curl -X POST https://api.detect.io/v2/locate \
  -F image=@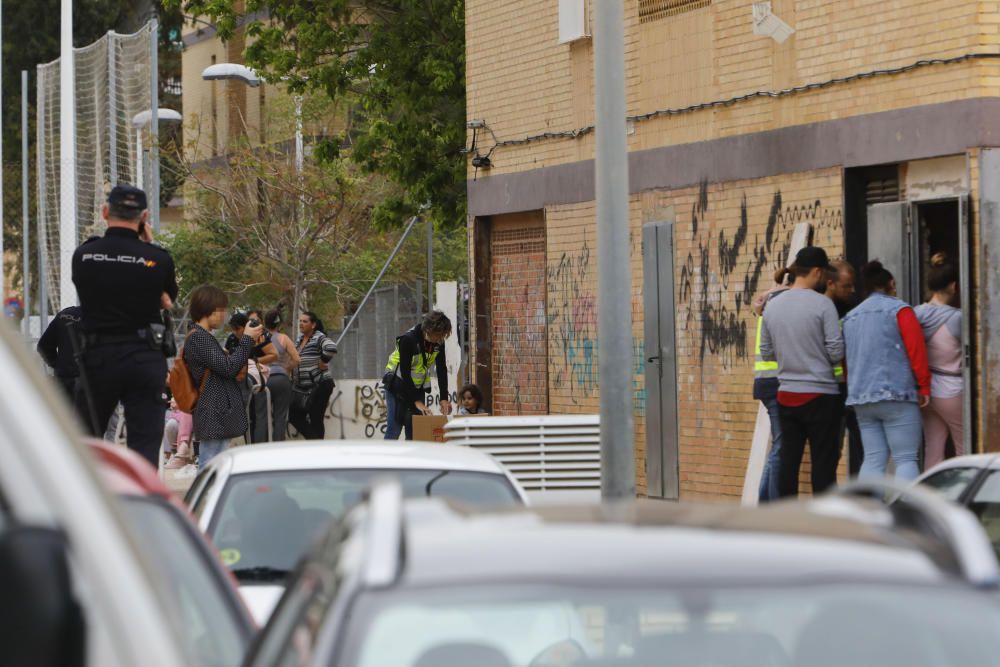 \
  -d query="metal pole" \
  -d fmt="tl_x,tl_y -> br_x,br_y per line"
59,0 -> 77,309
22,71 -> 30,336
149,19 -> 160,232
37,66 -> 49,329
335,214 -> 420,348
292,95 -> 304,331
594,0 -> 635,499
108,31 -> 118,184
426,217 -> 434,309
